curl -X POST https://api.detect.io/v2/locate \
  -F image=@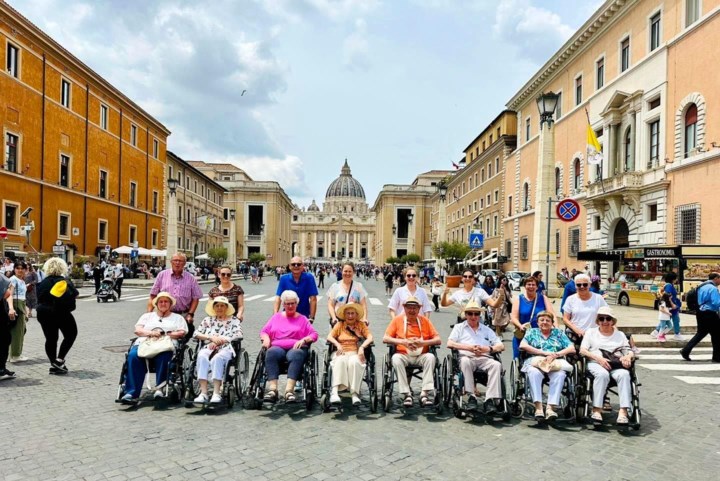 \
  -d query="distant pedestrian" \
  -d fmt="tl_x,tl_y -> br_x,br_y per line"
0,275 -> 16,380
681,273 -> 720,362
532,271 -> 546,296
654,292 -> 673,343
317,268 -> 325,288
9,261 -> 29,363
24,264 -> 39,319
